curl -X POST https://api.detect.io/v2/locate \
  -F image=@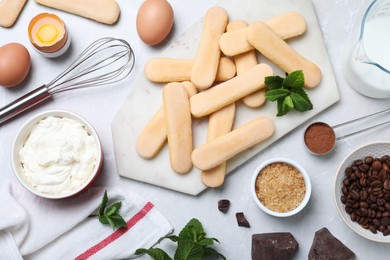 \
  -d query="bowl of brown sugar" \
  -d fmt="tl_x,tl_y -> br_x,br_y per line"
251,158 -> 311,217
